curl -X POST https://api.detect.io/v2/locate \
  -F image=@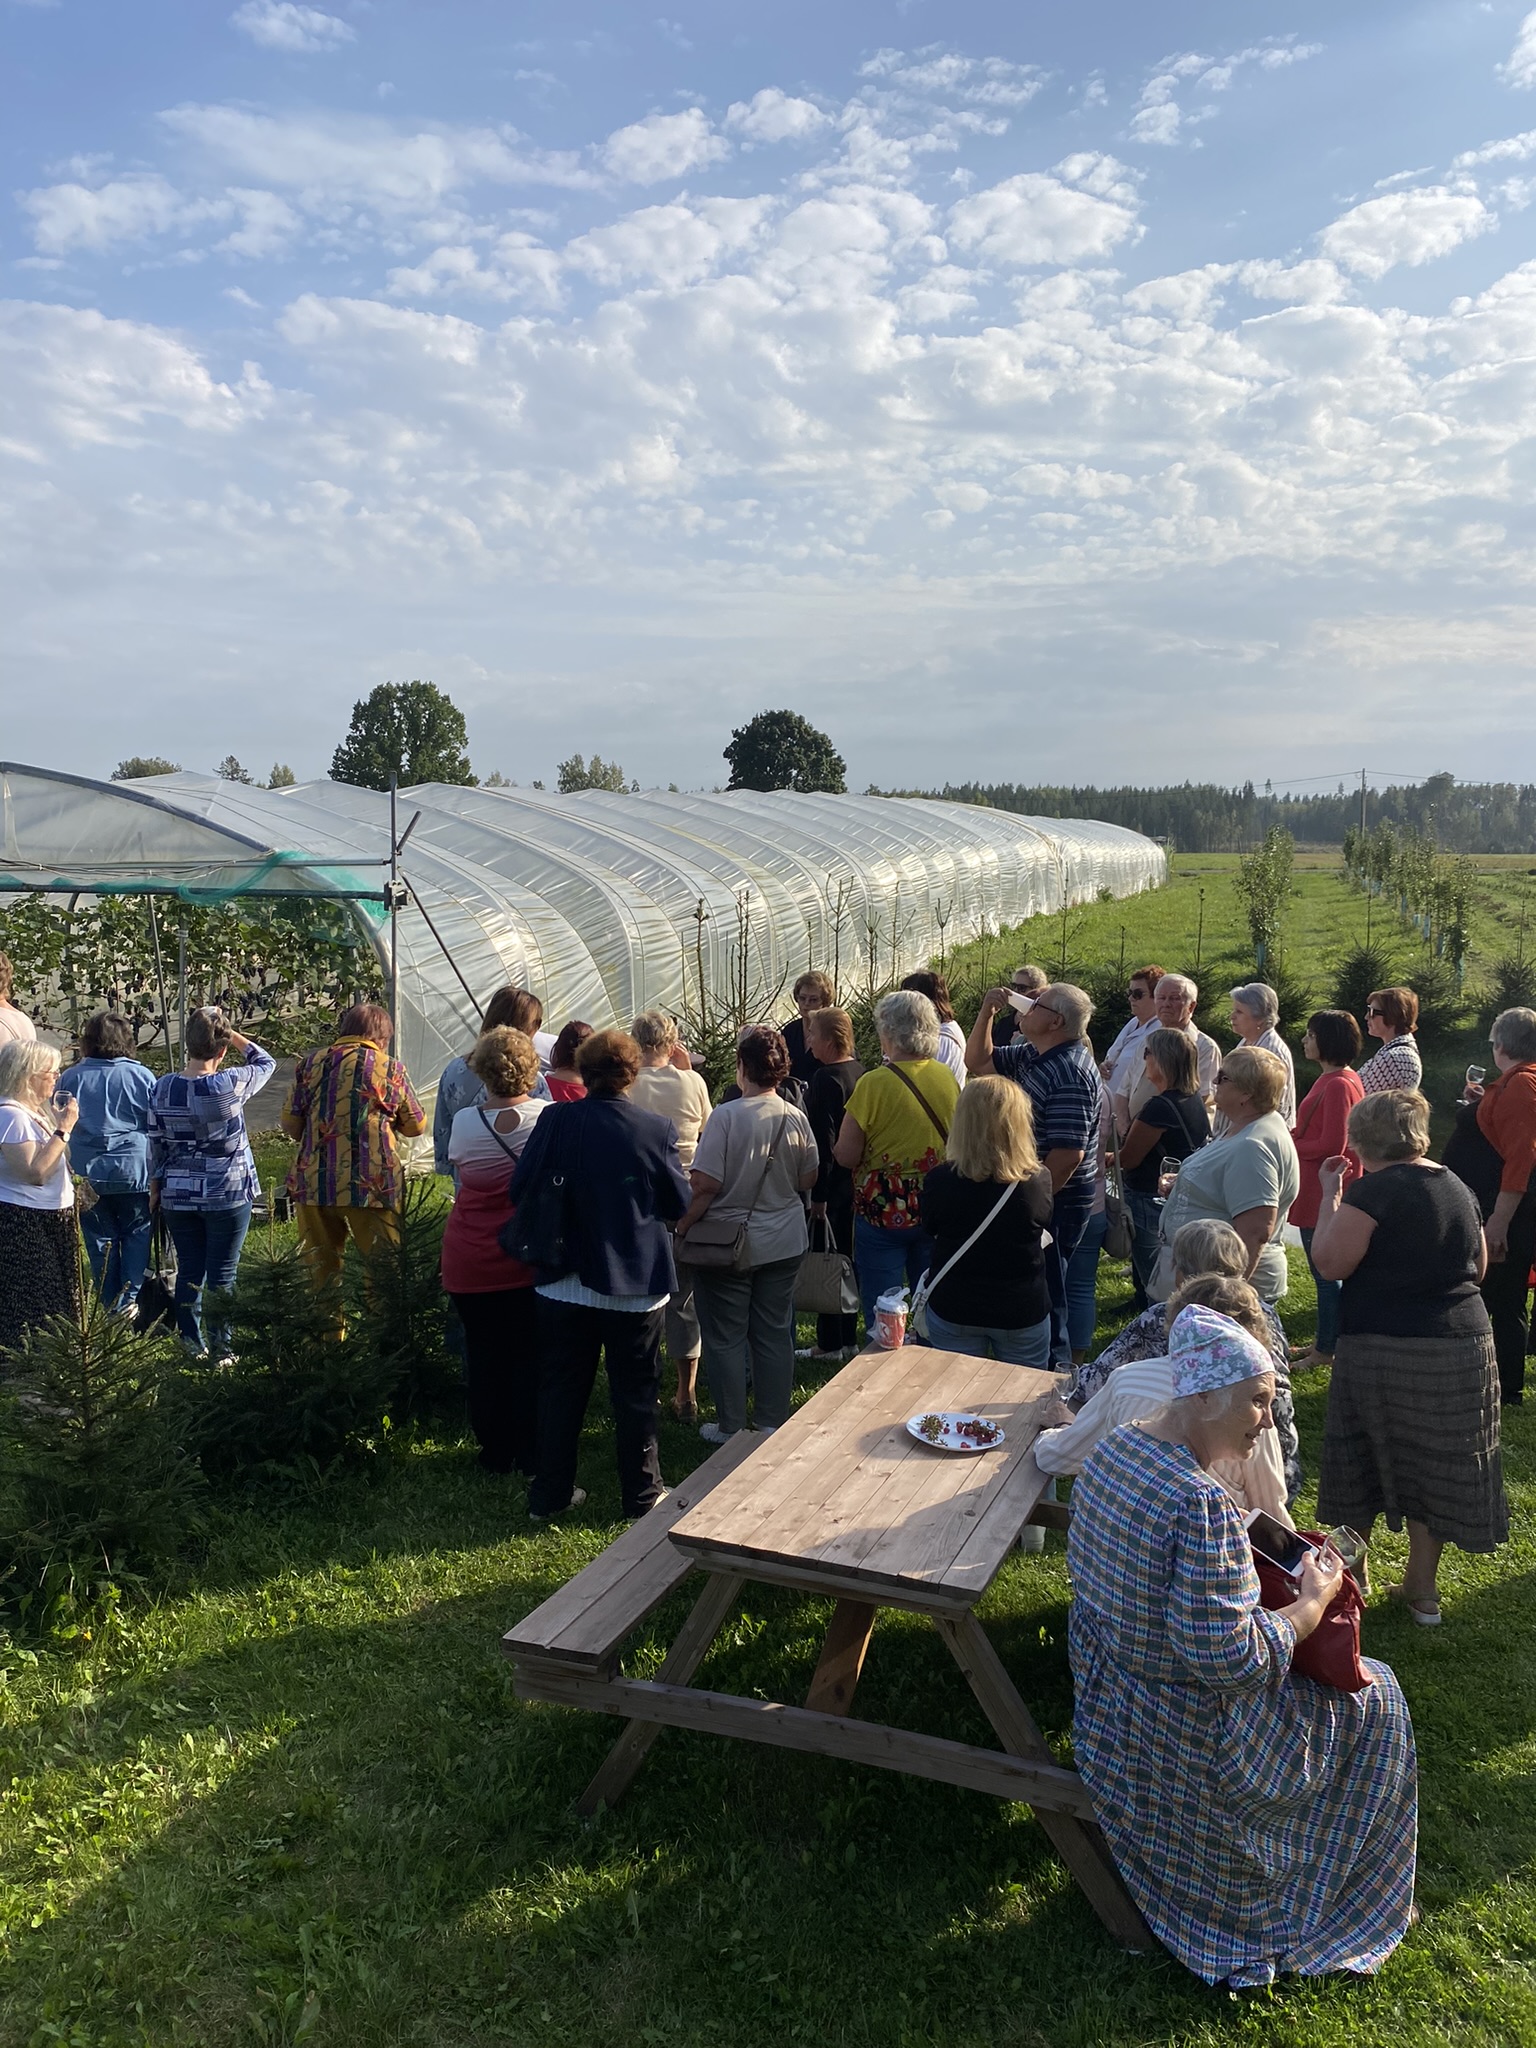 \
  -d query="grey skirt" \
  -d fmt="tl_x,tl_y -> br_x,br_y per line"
1316,1328 -> 1507,1552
